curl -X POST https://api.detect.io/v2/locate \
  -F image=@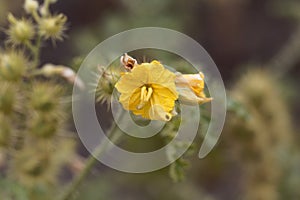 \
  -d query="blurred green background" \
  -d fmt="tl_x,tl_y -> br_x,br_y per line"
1,0 -> 299,200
